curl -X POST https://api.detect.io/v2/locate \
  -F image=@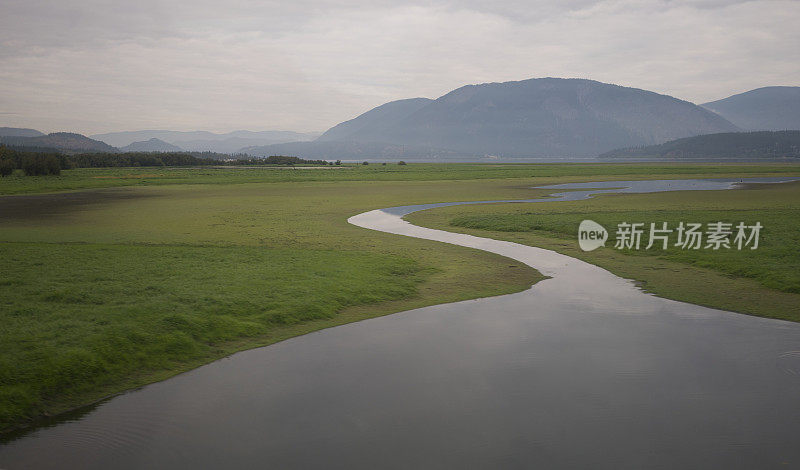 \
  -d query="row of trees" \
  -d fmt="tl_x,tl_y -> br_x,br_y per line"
0,146 -> 342,176
262,155 -> 334,165
0,147 -> 64,176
